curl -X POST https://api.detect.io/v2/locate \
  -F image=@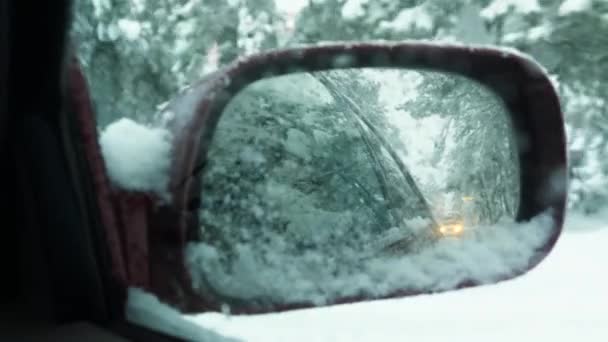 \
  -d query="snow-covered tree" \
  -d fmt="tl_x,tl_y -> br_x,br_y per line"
73,0 -> 283,127
289,0 -> 607,216
72,0 -> 607,219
